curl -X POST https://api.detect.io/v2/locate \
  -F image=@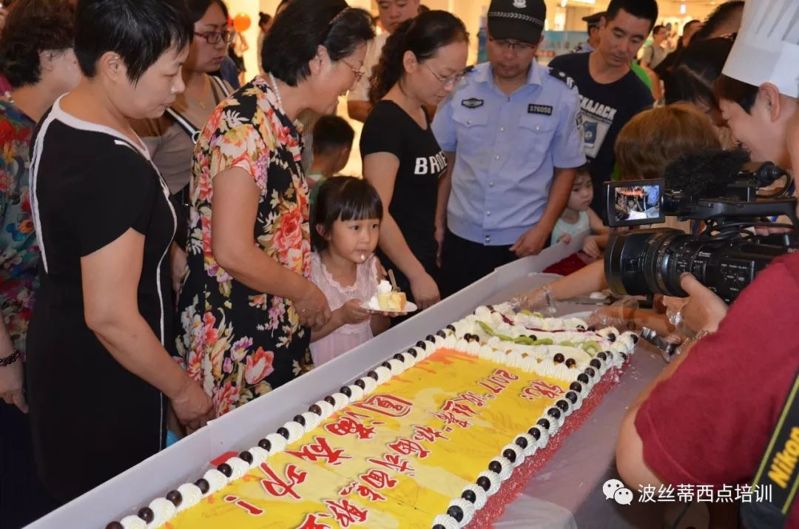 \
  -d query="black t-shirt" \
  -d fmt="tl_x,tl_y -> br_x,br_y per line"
549,52 -> 653,216
26,102 -> 175,501
360,101 -> 447,292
